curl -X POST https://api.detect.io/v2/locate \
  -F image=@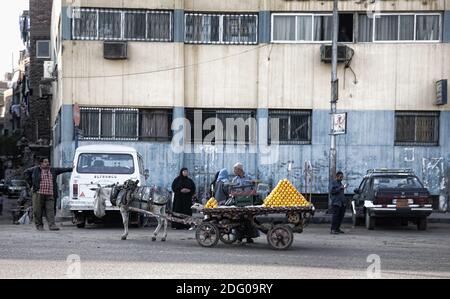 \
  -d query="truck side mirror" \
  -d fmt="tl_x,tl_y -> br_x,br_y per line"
144,169 -> 149,180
